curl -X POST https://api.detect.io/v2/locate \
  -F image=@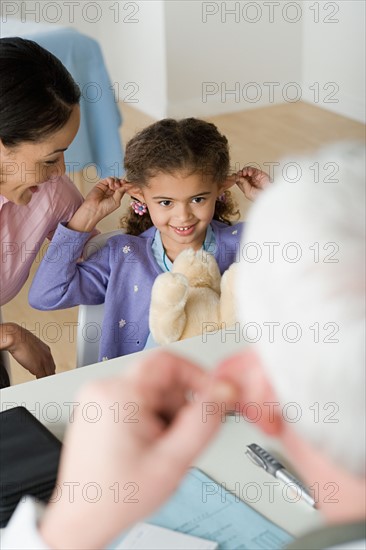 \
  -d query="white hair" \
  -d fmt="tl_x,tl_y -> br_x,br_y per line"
237,142 -> 365,476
